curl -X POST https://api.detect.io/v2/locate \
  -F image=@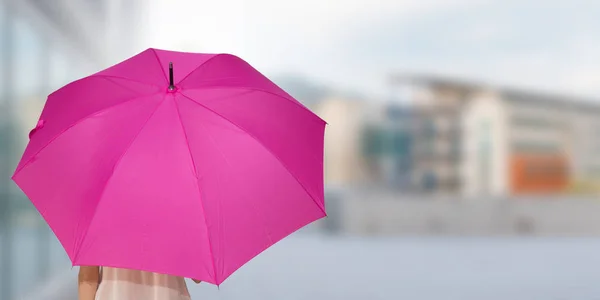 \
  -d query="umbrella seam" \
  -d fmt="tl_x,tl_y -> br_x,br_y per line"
187,99 -> 277,280
172,97 -> 219,283
176,53 -> 327,124
182,87 -> 323,166
97,76 -> 159,95
47,73 -> 161,98
89,74 -> 163,89
176,54 -> 225,85
73,94 -> 167,262
150,48 -> 170,85
198,117 -> 276,245
13,91 -> 162,176
179,92 -> 327,216
182,86 -> 327,124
